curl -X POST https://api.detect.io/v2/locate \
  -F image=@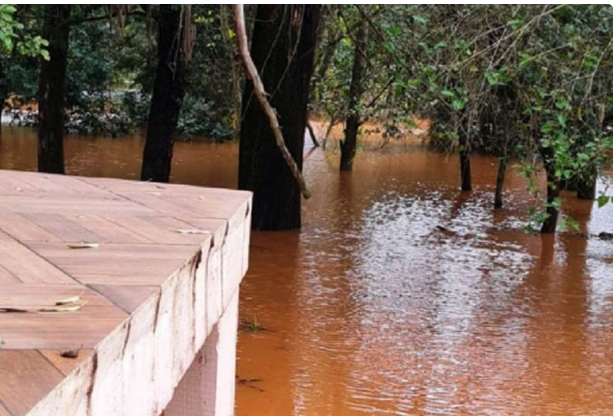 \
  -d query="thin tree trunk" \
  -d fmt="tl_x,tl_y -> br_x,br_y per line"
38,5 -> 71,174
576,168 -> 597,200
459,130 -> 472,191
306,120 -> 319,147
0,60 -> 6,134
220,4 -> 242,136
311,34 -> 337,100
494,156 -> 508,208
141,5 -> 185,183
541,169 -> 561,233
340,18 -> 367,171
538,143 -> 560,233
238,5 -> 321,230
